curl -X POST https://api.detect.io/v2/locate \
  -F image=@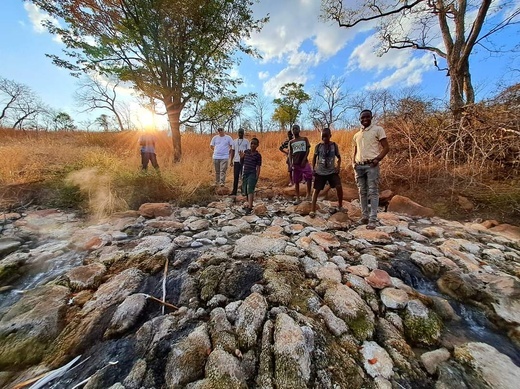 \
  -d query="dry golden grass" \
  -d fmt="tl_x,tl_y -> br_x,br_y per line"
1,111 -> 518,224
